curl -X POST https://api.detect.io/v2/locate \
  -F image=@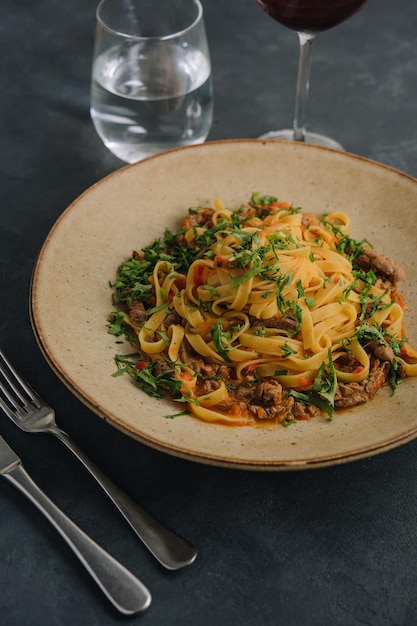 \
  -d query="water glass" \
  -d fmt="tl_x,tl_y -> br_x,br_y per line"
90,0 -> 213,163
